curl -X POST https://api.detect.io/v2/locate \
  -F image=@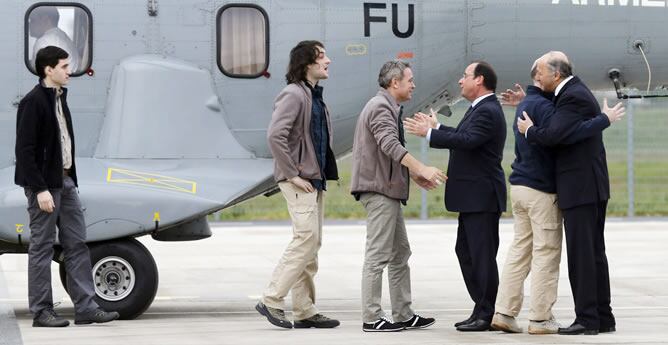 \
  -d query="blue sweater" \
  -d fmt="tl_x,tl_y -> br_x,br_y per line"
509,86 -> 557,193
